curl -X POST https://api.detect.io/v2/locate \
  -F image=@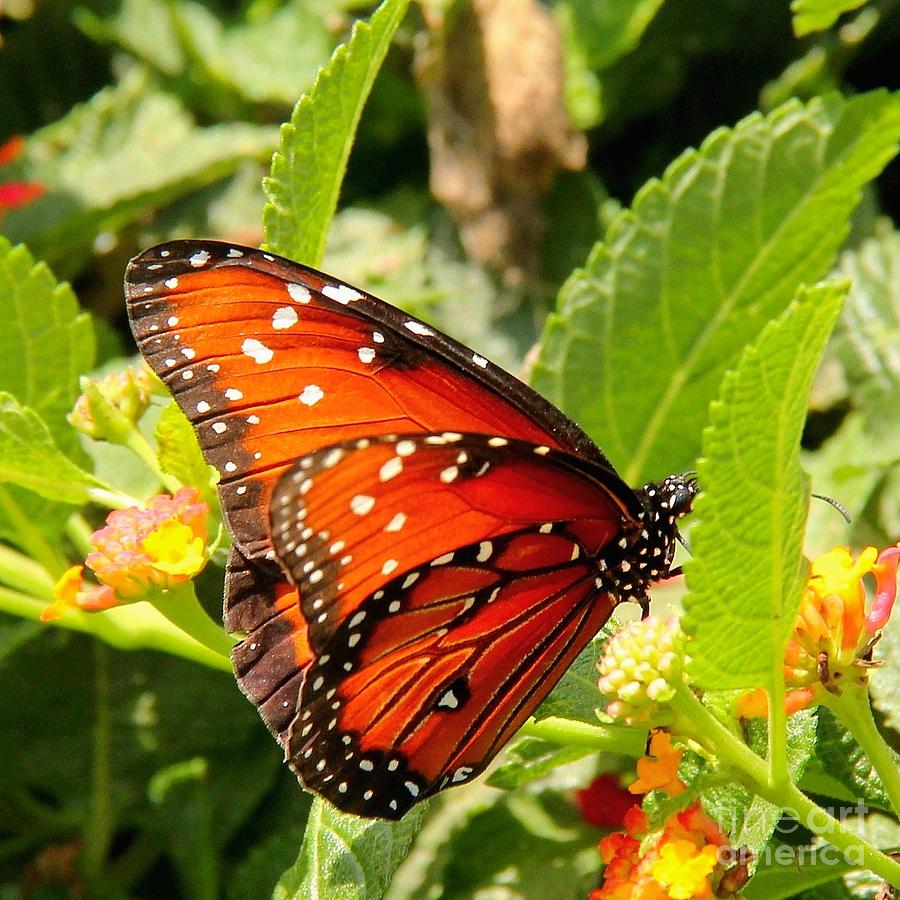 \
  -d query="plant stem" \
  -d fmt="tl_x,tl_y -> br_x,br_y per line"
149,582 -> 236,659
123,428 -> 182,494
4,589 -> 233,672
0,484 -> 67,576
823,686 -> 900,816
669,682 -> 900,887
0,543 -> 55,599
520,717 -> 648,756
